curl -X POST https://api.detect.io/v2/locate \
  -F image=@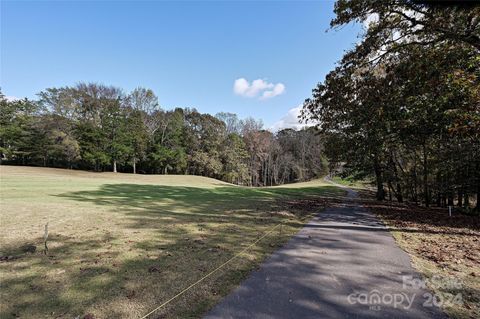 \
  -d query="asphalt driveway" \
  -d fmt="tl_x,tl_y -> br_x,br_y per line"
204,186 -> 446,319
